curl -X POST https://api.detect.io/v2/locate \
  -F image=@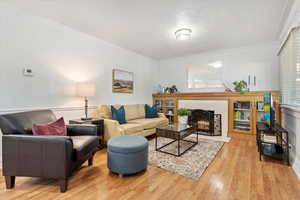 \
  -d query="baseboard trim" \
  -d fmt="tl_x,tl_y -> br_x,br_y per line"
198,135 -> 231,143
293,157 -> 300,180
